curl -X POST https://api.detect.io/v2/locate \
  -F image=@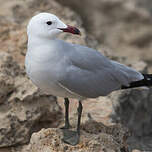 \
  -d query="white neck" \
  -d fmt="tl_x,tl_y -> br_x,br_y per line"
28,35 -> 57,49
26,35 -> 63,63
